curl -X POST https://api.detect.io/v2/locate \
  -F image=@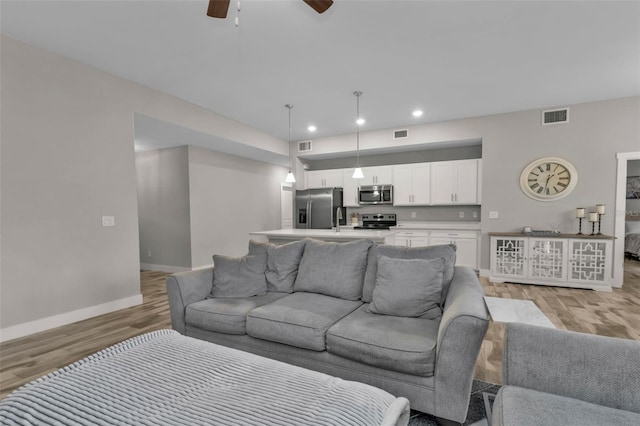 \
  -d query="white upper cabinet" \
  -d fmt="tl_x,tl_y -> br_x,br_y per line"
392,163 -> 430,205
430,159 -> 479,205
361,166 -> 393,185
305,169 -> 344,189
342,169 -> 360,207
